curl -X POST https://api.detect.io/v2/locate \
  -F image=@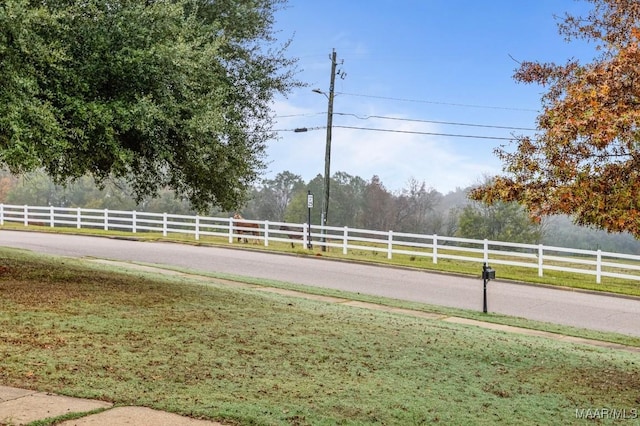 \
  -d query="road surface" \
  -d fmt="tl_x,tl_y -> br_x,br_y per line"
1,230 -> 639,337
